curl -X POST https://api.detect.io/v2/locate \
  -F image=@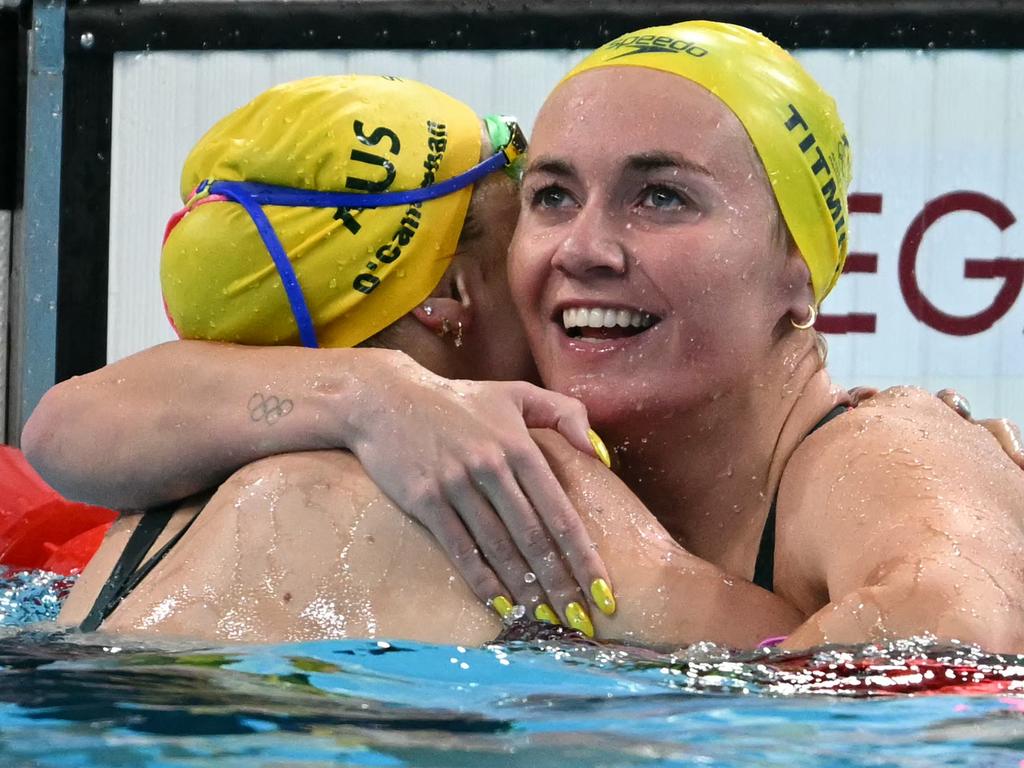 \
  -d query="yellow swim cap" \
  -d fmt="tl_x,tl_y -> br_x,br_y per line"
565,21 -> 852,304
161,75 -> 485,348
